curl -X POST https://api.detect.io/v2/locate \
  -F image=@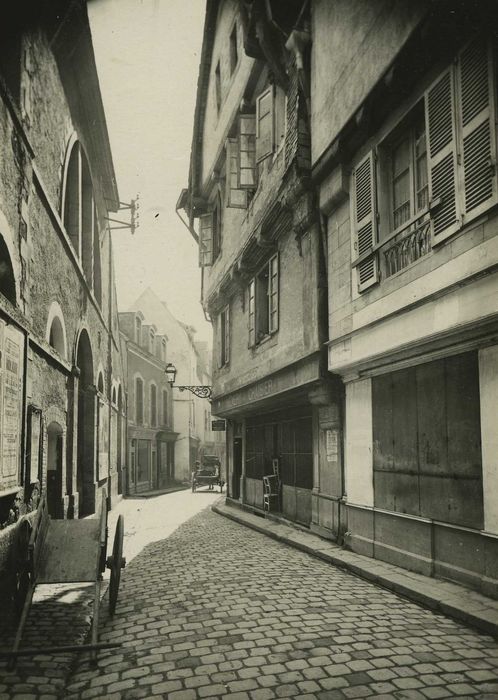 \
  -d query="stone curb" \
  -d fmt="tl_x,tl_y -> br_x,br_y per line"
212,501 -> 498,640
